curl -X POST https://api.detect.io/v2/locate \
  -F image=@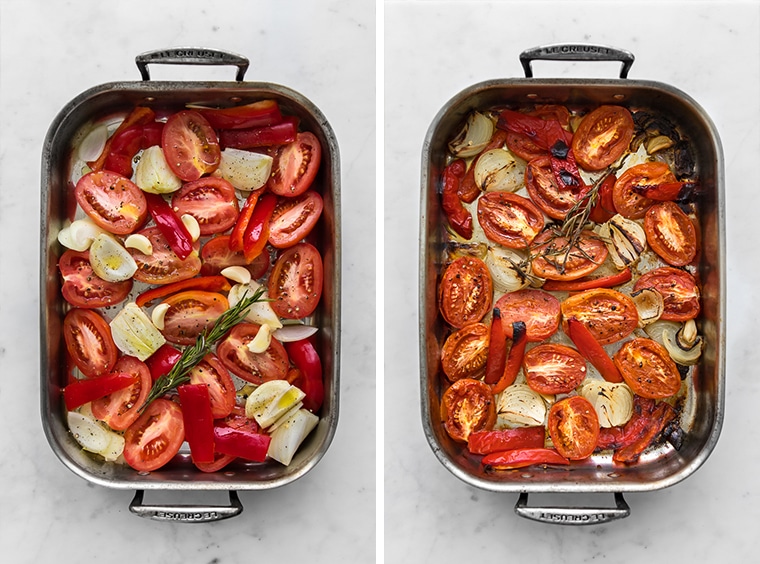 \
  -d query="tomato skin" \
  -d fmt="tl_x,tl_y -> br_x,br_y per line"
644,201 -> 697,266
63,308 -> 118,378
633,266 -> 700,321
572,105 -> 634,171
530,229 -> 608,281
91,356 -> 152,430
59,249 -> 132,308
614,338 -> 682,399
159,290 -> 229,346
547,396 -> 600,460
525,156 -> 585,220
267,243 -> 324,319
523,343 -> 588,395
269,132 -> 321,197
494,289 -> 560,342
476,191 -> 545,248
268,190 -> 324,249
74,171 -> 148,235
200,235 -> 270,279
442,322 -> 490,382
438,256 -> 493,329
561,288 -> 638,346
129,226 -> 202,285
440,378 -> 496,443
505,131 -> 546,162
187,353 -> 236,419
216,323 -> 290,384
123,398 -> 185,472
467,426 -> 545,455
441,159 -> 473,240
613,162 -> 676,219
171,177 -> 239,236
588,173 -> 617,224
162,110 -> 221,182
